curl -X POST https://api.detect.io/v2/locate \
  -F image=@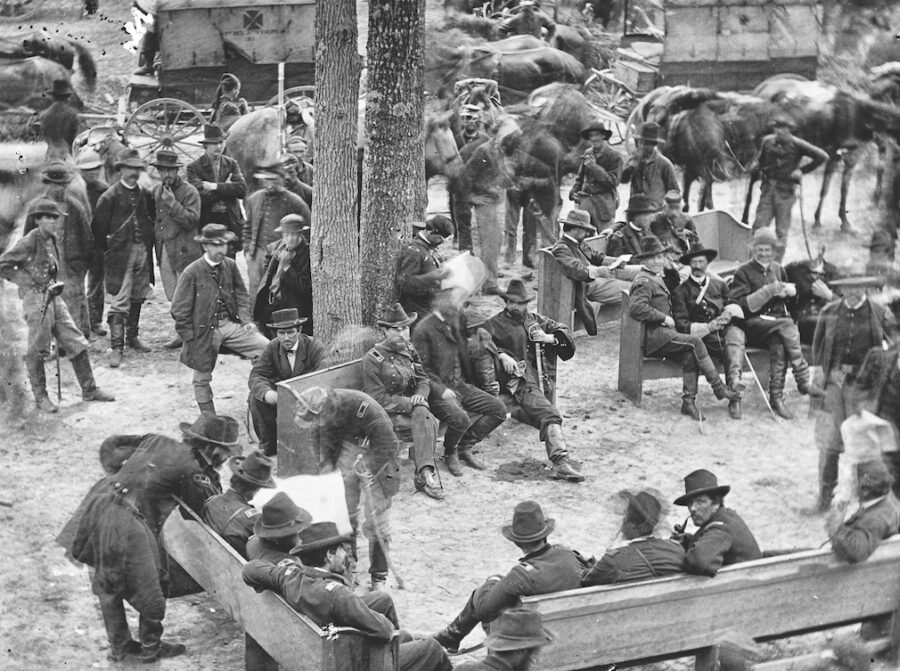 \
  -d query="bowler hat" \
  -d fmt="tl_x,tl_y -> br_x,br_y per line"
377,303 -> 417,328
426,214 -> 454,238
253,492 -> 313,539
46,79 -> 74,97
559,209 -> 594,232
179,414 -> 241,449
664,189 -> 682,204
194,223 -> 237,245
633,236 -> 674,260
484,608 -> 555,652
501,501 -> 556,543
771,114 -> 796,130
674,469 -> 730,506
830,275 -> 885,289
621,489 -> 664,534
750,228 -> 779,248
634,121 -> 663,144
501,278 -> 534,303
200,124 -> 227,144
290,521 -> 353,557
41,160 -> 74,185
857,459 -> 893,495
679,245 -> 718,265
267,308 -> 308,330
114,147 -> 146,170
29,198 -> 67,218
580,121 -> 612,140
229,450 -> 277,488
150,149 -> 183,168
75,148 -> 104,170
275,213 -> 309,234
296,386 -> 328,416
626,194 -> 660,216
